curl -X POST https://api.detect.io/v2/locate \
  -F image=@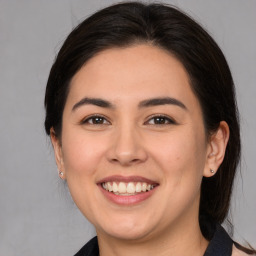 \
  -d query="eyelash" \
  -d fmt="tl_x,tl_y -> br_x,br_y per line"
80,114 -> 176,126
80,115 -> 111,125
145,115 -> 176,125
